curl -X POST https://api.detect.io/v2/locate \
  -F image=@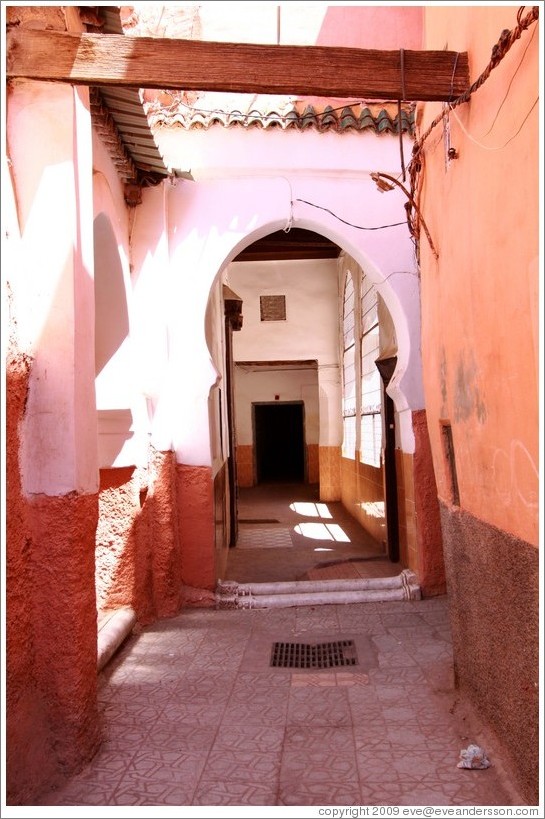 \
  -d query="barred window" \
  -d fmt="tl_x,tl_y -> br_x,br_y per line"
342,274 -> 356,459
360,276 -> 382,467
